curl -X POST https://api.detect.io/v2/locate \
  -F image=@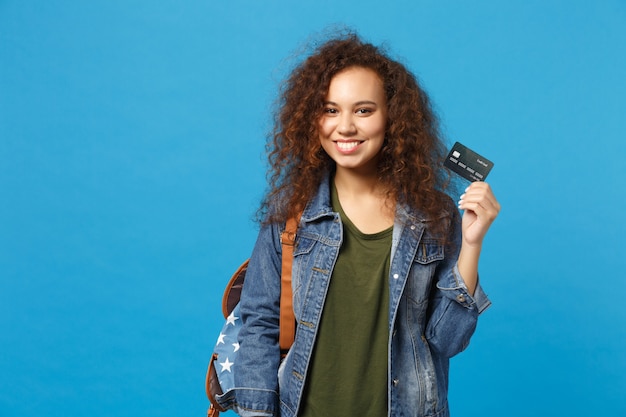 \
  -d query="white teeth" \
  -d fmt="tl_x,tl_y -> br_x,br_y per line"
337,141 -> 360,151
